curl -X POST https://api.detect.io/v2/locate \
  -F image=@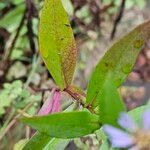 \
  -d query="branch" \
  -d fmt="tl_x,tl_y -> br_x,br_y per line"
0,102 -> 35,141
0,11 -> 26,84
25,0 -> 36,53
110,0 -> 126,40
5,11 -> 26,60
